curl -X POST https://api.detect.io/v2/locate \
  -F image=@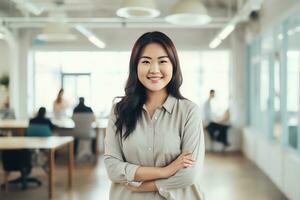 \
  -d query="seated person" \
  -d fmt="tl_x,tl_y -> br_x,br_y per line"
203,90 -> 230,146
0,101 -> 16,119
30,107 -> 56,131
73,97 -> 96,158
0,102 -> 16,135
